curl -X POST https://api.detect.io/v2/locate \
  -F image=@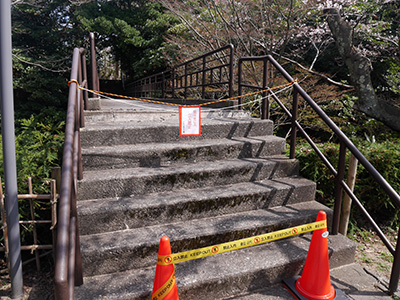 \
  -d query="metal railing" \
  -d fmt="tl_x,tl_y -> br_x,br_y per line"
54,39 -> 400,296
125,45 -> 234,100
54,45 -> 90,299
89,33 -> 100,97
239,55 -> 400,294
